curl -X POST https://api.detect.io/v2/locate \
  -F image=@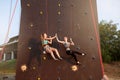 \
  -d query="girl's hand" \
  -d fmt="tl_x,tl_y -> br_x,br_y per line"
70,38 -> 74,45
55,33 -> 57,37
49,36 -> 52,40
70,38 -> 72,41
